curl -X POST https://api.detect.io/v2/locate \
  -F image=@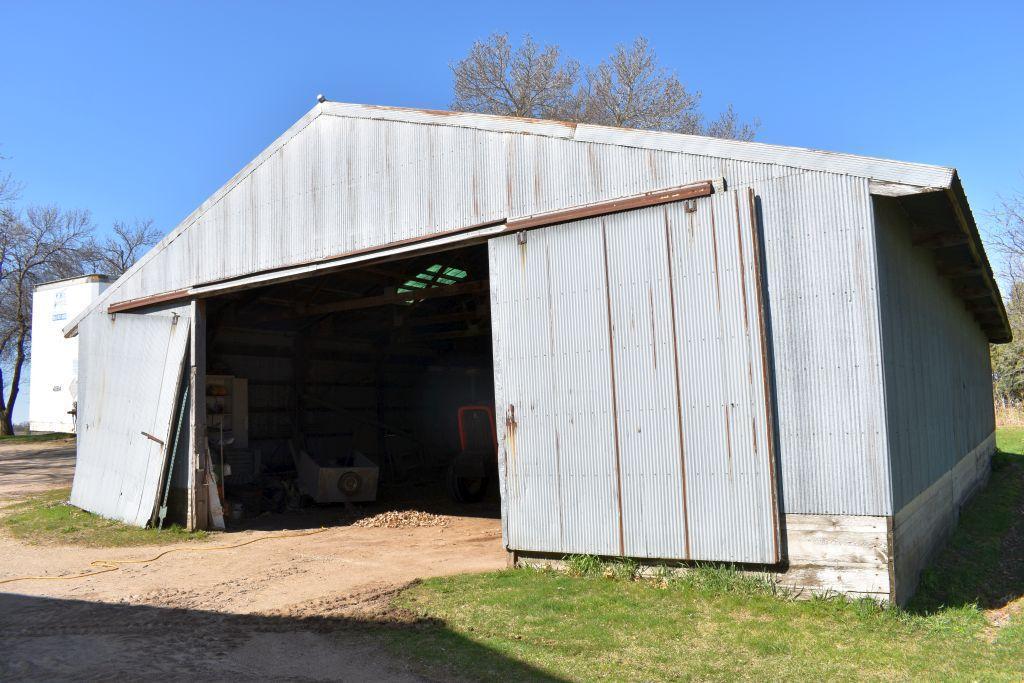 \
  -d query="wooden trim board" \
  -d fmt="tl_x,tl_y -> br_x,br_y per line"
891,432 -> 995,604
514,512 -> 894,603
